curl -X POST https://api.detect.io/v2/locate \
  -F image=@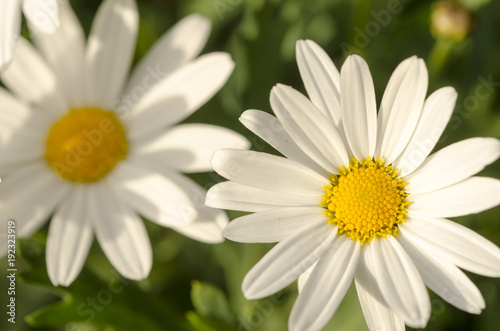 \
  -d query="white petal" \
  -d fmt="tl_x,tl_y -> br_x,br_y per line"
270,84 -> 349,173
398,230 -> 485,314
223,207 -> 327,243
356,285 -> 405,331
122,14 -> 211,111
30,0 -> 86,107
130,157 -> 228,243
115,157 -> 226,243
242,221 -> 337,299
0,90 -> 46,173
205,181 -> 316,212
0,87 -> 48,144
211,149 -> 329,197
0,161 -> 70,237
340,55 -> 377,161
1,38 -> 67,118
375,57 -> 413,147
376,57 -> 428,164
400,216 -> 500,277
296,39 -> 341,125
46,185 -> 93,286
405,138 -> 500,193
90,182 -> 152,280
355,247 -> 405,331
171,205 -> 228,244
289,236 -> 359,331
84,0 -> 138,109
409,177 -> 500,217
109,161 -> 198,227
131,123 -> 250,174
0,142 -> 43,175
22,0 -> 59,33
297,261 -> 318,293
239,109 -> 325,175
368,236 -> 430,328
0,0 -> 21,71
0,162 -> 46,202
127,53 -> 234,139
355,281 -> 405,331
394,87 -> 457,176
